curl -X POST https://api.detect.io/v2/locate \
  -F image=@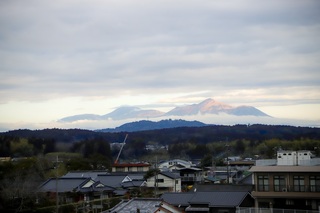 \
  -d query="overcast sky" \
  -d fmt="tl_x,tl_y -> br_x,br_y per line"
0,0 -> 320,131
